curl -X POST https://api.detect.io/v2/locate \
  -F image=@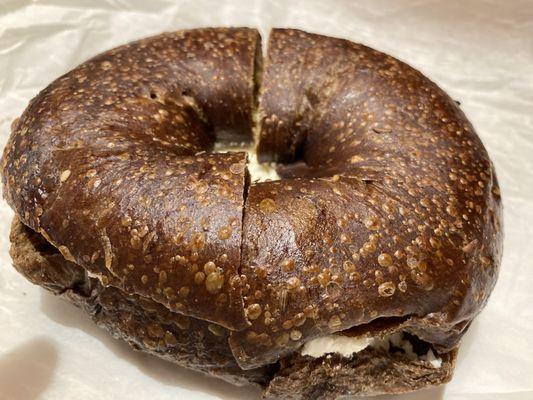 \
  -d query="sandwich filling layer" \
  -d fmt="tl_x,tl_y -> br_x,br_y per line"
301,332 -> 442,368
214,141 -> 280,182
